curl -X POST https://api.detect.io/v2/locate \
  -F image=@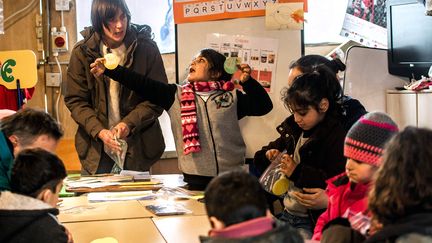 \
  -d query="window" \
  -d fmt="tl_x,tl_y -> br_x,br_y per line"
304,0 -> 349,44
75,0 -> 175,53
